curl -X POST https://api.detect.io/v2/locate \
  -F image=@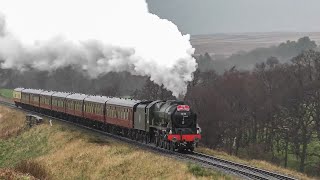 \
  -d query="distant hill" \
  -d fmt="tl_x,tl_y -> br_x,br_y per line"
191,32 -> 320,56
